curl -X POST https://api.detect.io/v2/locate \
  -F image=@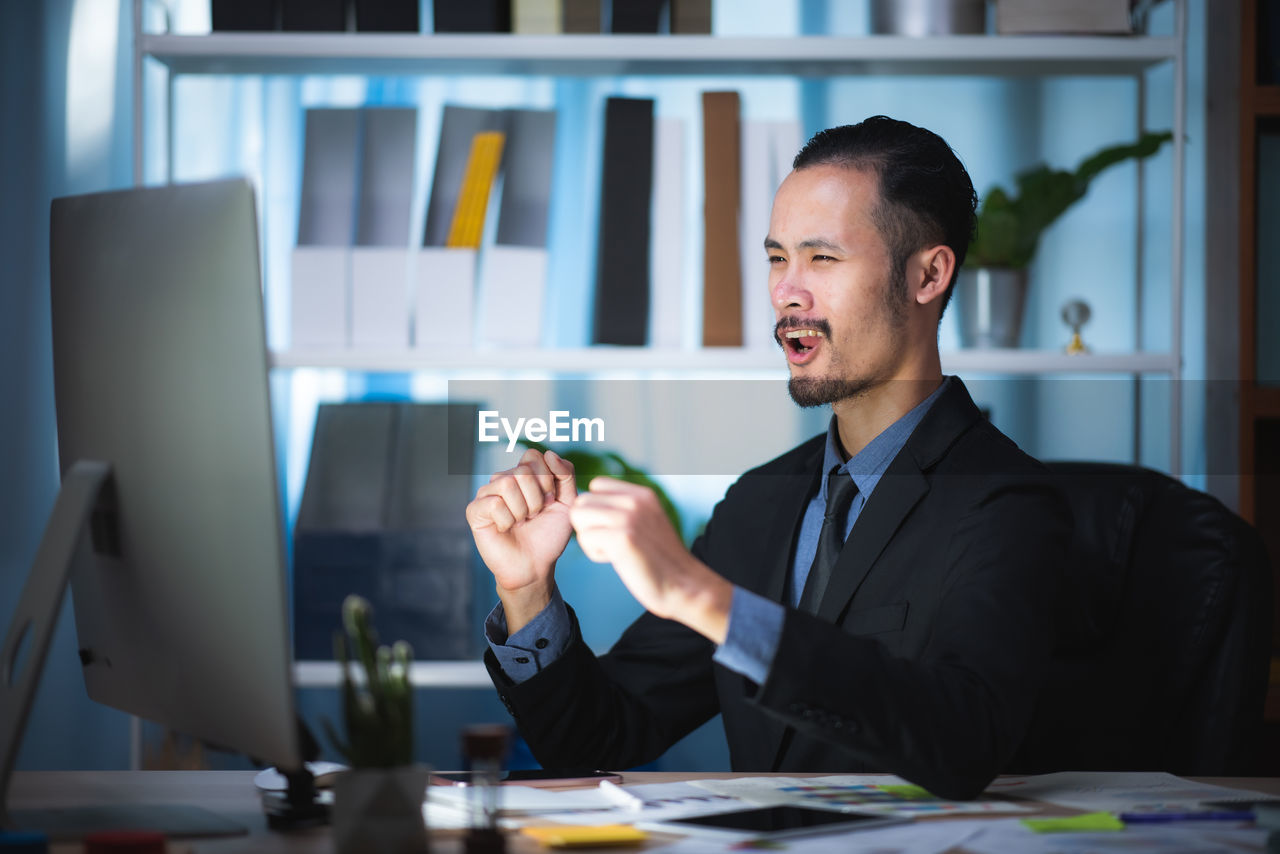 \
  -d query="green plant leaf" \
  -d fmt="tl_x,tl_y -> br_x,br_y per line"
968,130 -> 1172,270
